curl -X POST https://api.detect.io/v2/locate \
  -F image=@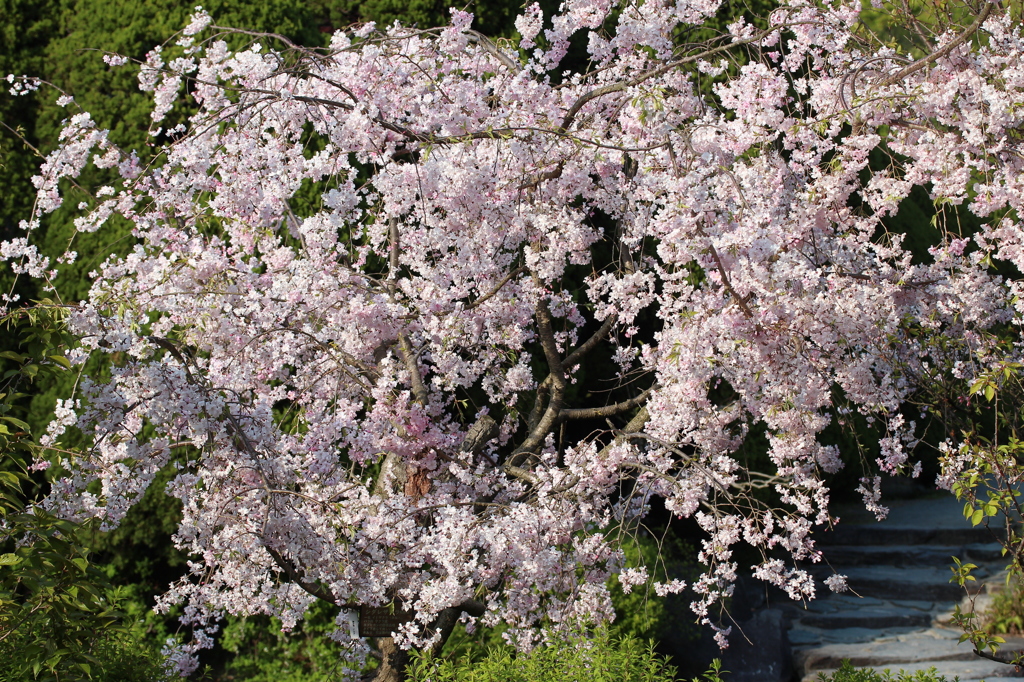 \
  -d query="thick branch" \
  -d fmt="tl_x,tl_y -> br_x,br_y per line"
502,463 -> 541,486
460,415 -> 499,455
264,544 -> 340,605
973,646 -> 1023,666
525,377 -> 551,436
563,314 -> 617,369
698,230 -> 754,319
559,387 -> 654,421
511,295 -> 566,459
397,334 -> 430,407
387,218 -> 431,408
598,406 -> 651,459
